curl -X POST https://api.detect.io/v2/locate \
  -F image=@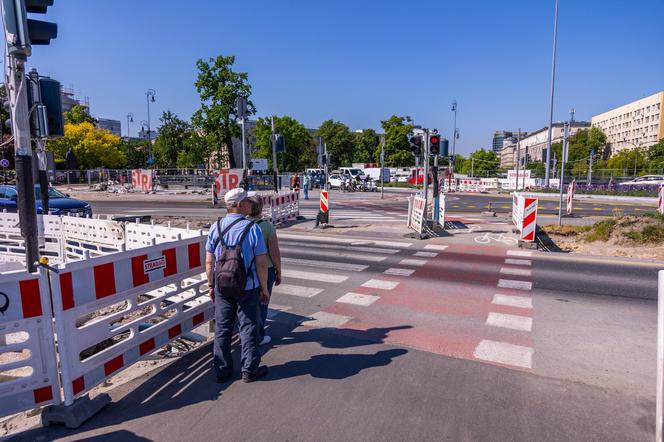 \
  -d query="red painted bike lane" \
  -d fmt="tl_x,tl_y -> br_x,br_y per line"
322,243 -> 536,370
